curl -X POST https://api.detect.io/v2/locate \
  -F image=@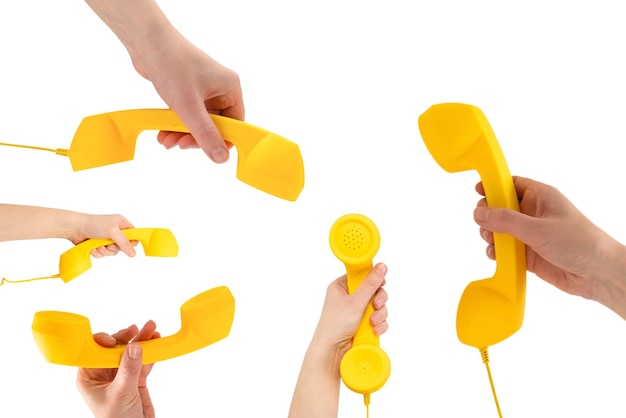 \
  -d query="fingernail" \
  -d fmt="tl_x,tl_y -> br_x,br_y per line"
375,263 -> 388,276
209,146 -> 229,163
128,248 -> 136,257
103,334 -> 116,345
128,343 -> 141,360
475,207 -> 490,222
